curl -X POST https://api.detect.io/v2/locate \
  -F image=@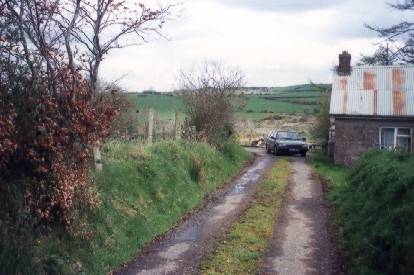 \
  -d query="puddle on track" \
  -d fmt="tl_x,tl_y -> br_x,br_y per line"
116,152 -> 275,275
